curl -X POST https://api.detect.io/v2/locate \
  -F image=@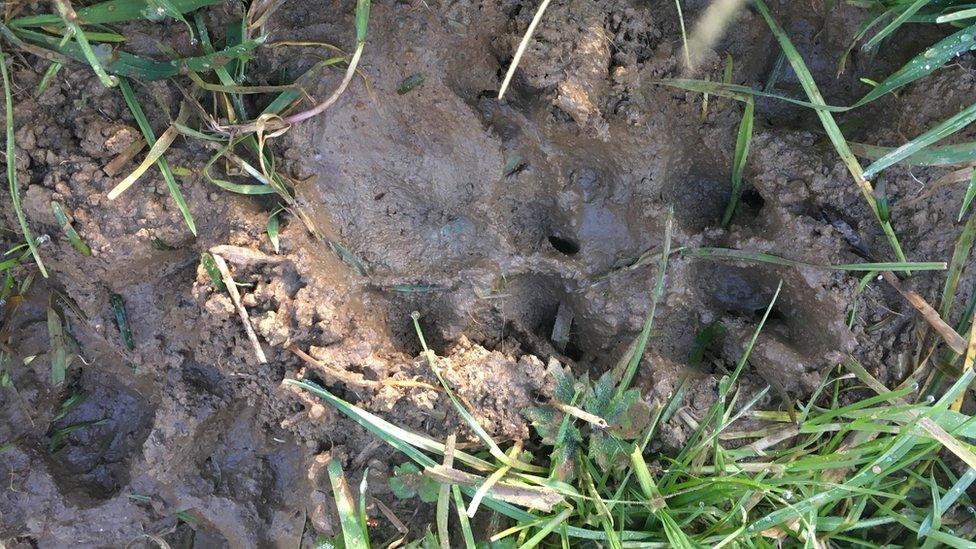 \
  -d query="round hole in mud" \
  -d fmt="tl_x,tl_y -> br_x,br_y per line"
548,235 -> 581,255
563,336 -> 585,361
741,187 -> 765,210
42,372 -> 153,506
